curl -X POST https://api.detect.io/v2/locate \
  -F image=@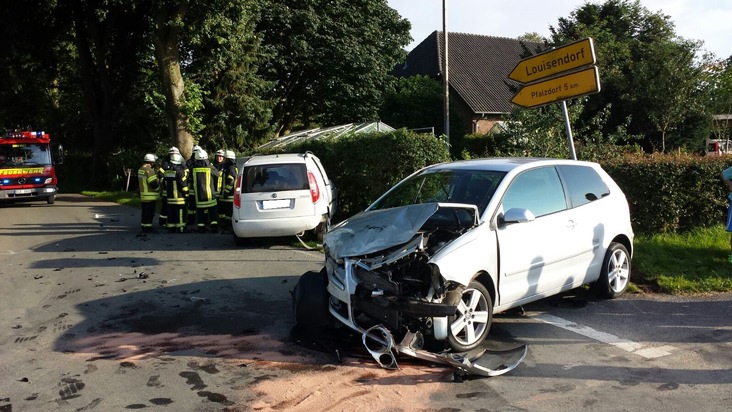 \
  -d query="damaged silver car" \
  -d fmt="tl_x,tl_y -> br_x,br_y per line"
305,158 -> 633,375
